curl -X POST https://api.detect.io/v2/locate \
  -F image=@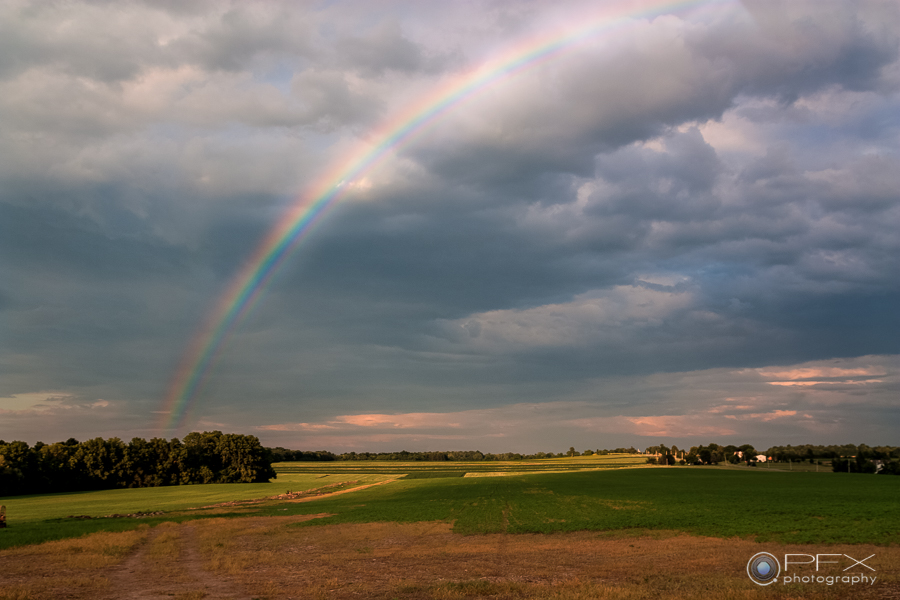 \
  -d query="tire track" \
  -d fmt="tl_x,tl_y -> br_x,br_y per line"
100,523 -> 252,599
